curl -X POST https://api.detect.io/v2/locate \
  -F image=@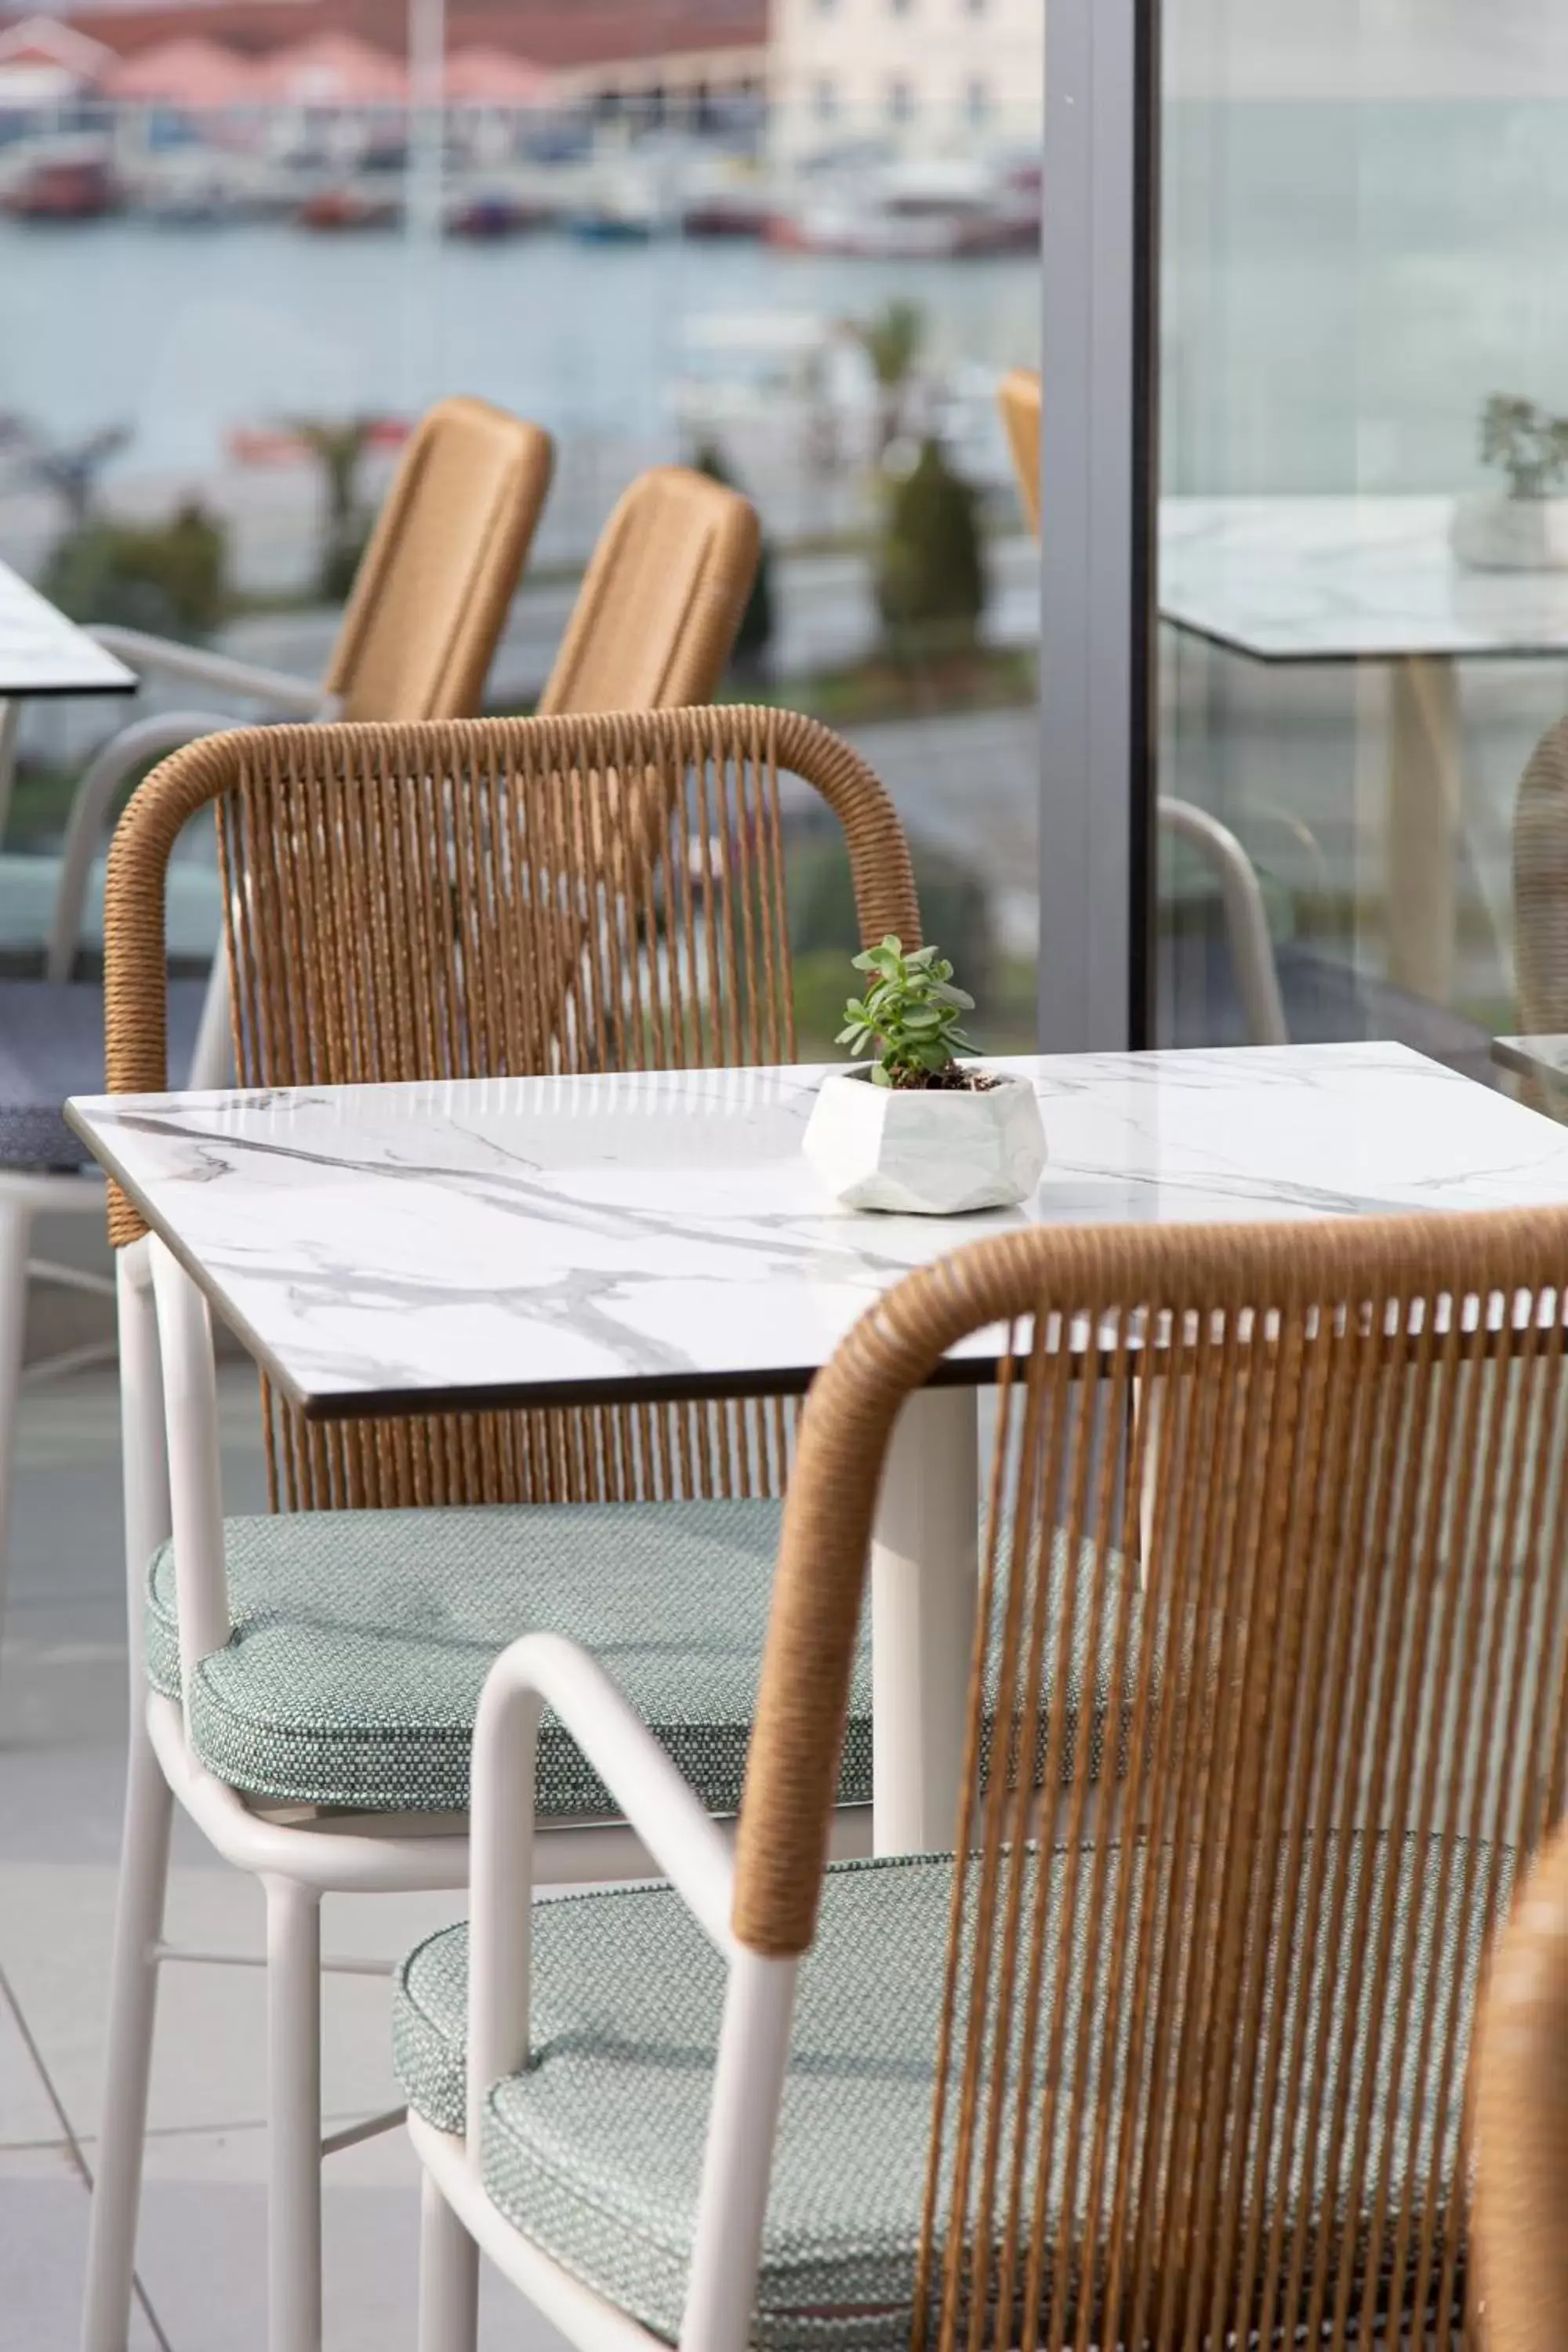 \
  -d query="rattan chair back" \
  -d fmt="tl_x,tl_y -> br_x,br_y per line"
1472,1816 -> 1568,2352
103,707 -> 917,1508
536,466 -> 759,716
998,368 -> 1041,534
735,1207 -> 1568,2350
1514,716 -> 1568,1104
324,396 -> 554,724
